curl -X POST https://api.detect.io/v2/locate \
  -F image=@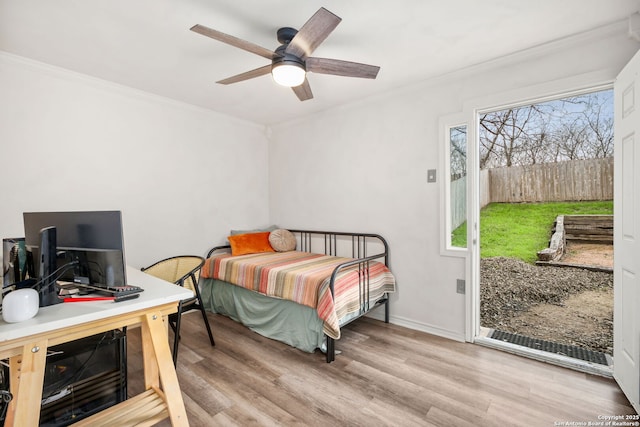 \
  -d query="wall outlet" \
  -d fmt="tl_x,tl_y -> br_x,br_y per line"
456,279 -> 465,294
